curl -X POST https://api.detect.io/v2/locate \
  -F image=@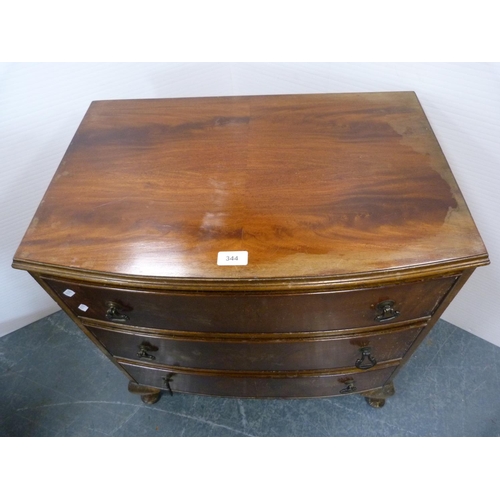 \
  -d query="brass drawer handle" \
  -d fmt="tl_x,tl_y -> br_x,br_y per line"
375,300 -> 400,322
355,346 -> 377,370
137,344 -> 157,361
162,373 -> 174,396
105,301 -> 130,322
340,379 -> 357,394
